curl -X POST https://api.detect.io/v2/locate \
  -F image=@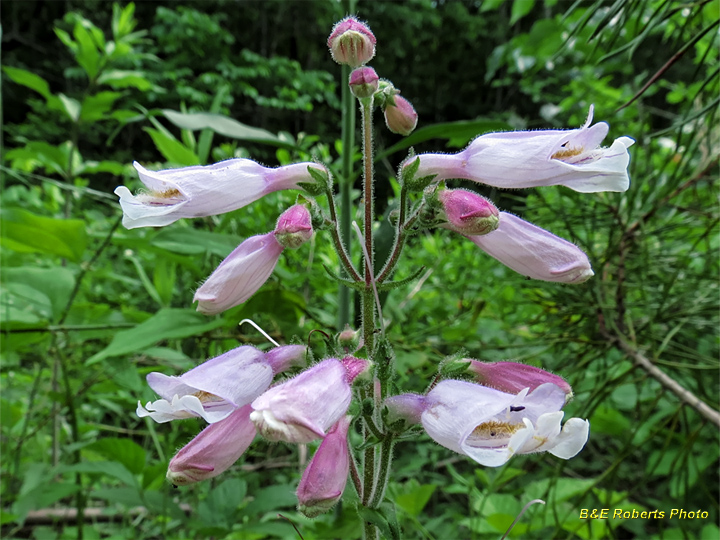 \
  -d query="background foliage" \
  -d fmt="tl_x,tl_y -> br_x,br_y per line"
1,1 -> 718,539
